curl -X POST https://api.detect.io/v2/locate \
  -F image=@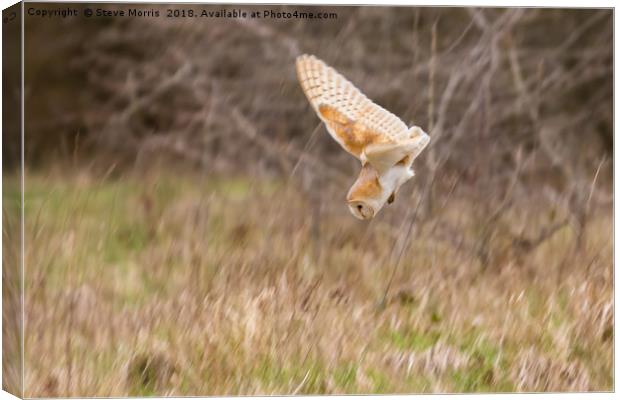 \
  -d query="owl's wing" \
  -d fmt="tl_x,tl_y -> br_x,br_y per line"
364,127 -> 430,174
296,54 -> 410,165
